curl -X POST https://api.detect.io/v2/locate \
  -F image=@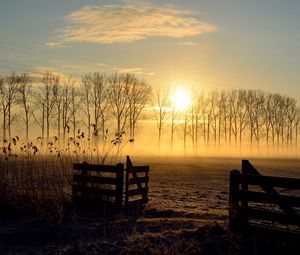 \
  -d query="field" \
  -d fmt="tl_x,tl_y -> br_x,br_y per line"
1,156 -> 300,254
143,156 -> 300,217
